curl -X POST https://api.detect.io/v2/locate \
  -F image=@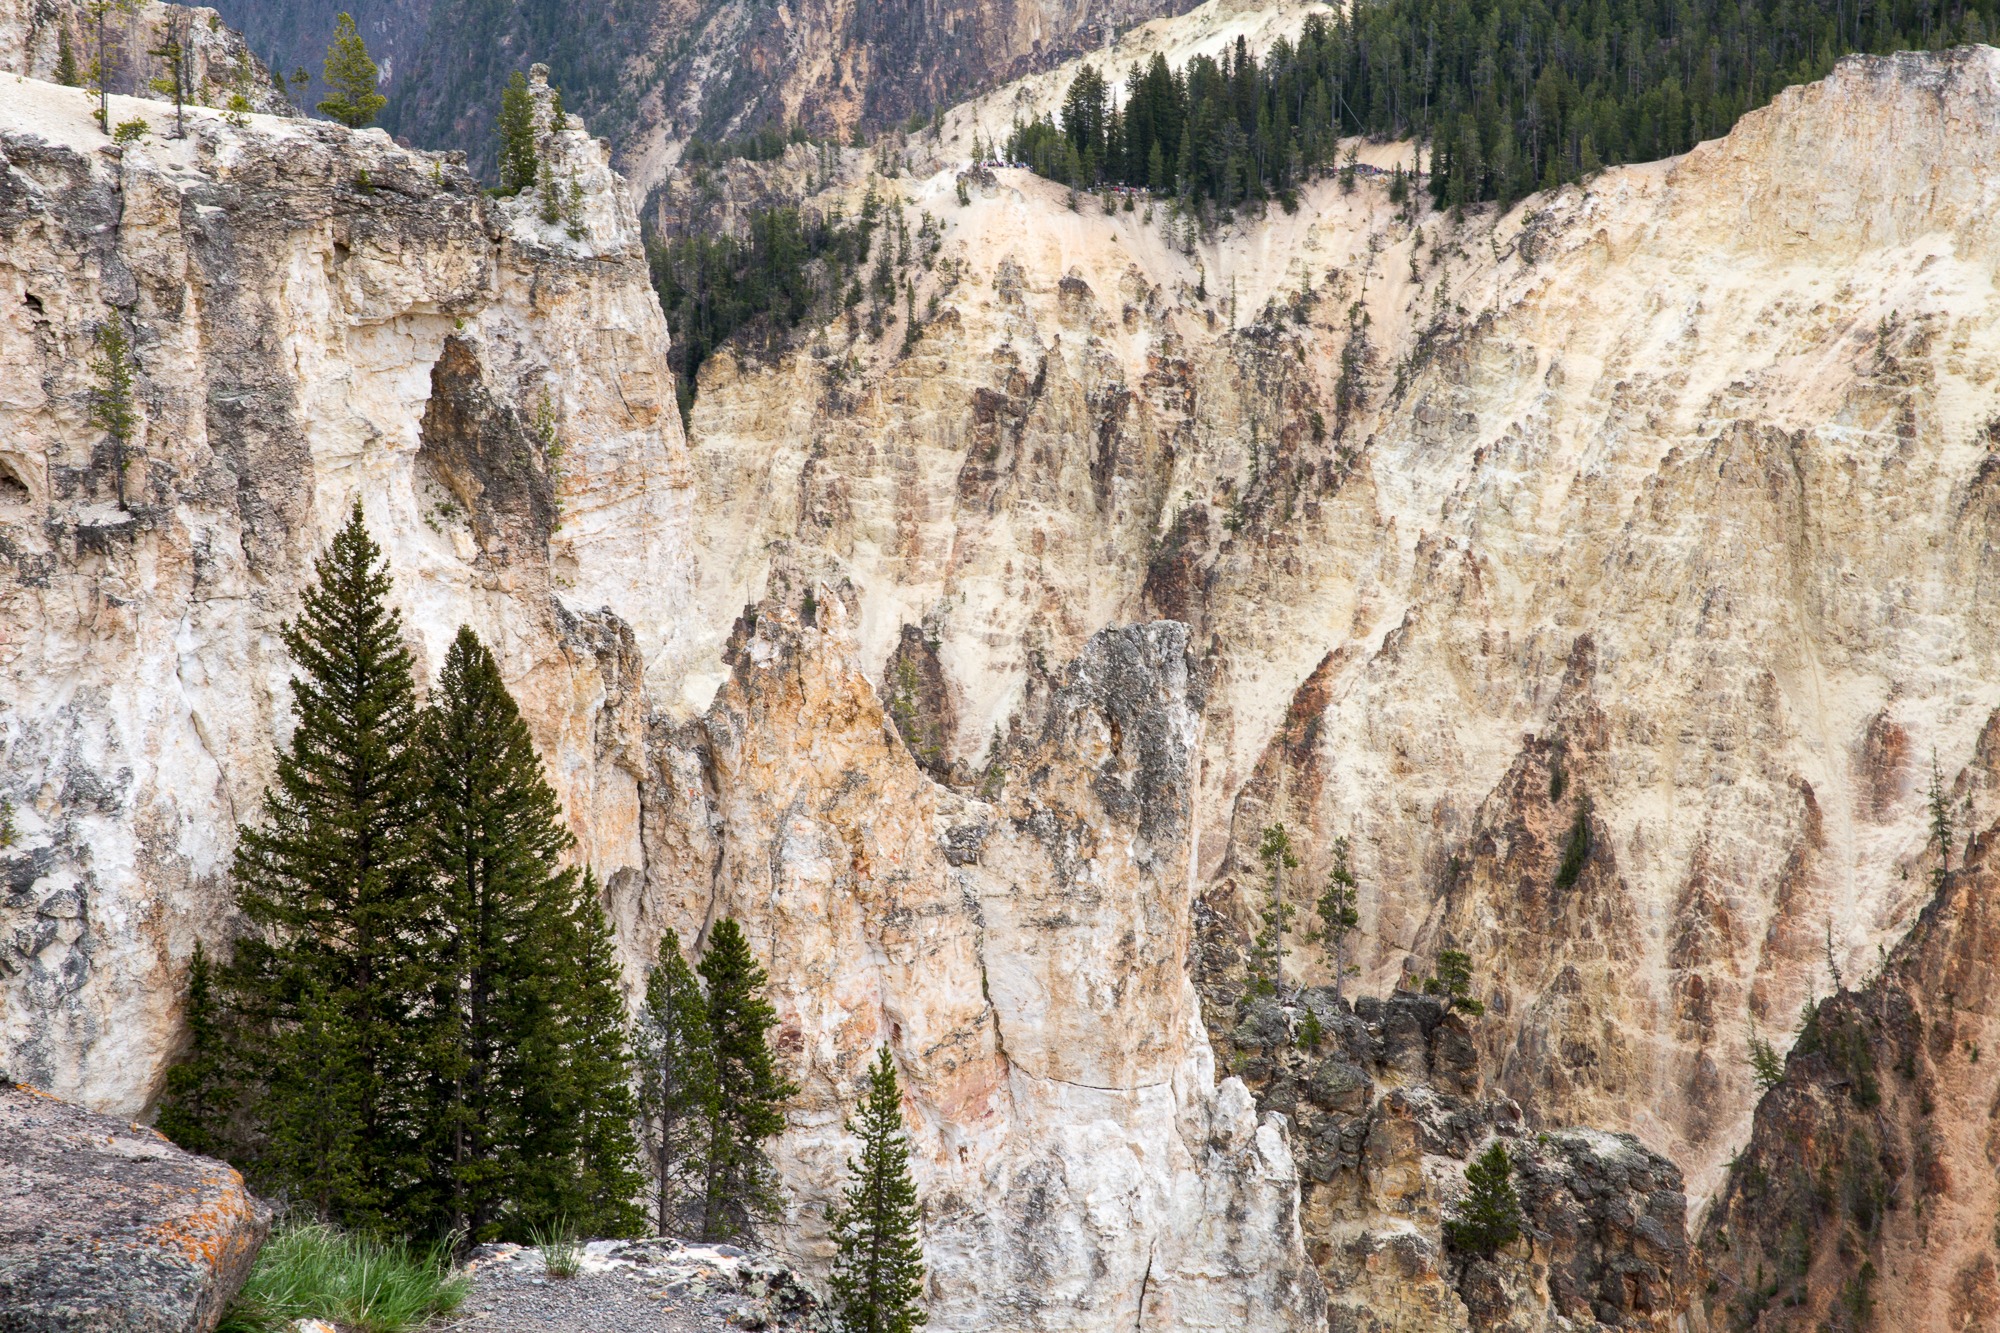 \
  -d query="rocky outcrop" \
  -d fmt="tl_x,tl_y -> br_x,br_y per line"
0,69 -> 689,1113
0,0 -> 289,114
1698,710 -> 2000,1332
1211,989 -> 1694,1332
638,590 -> 1324,1329
0,1081 -> 269,1332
